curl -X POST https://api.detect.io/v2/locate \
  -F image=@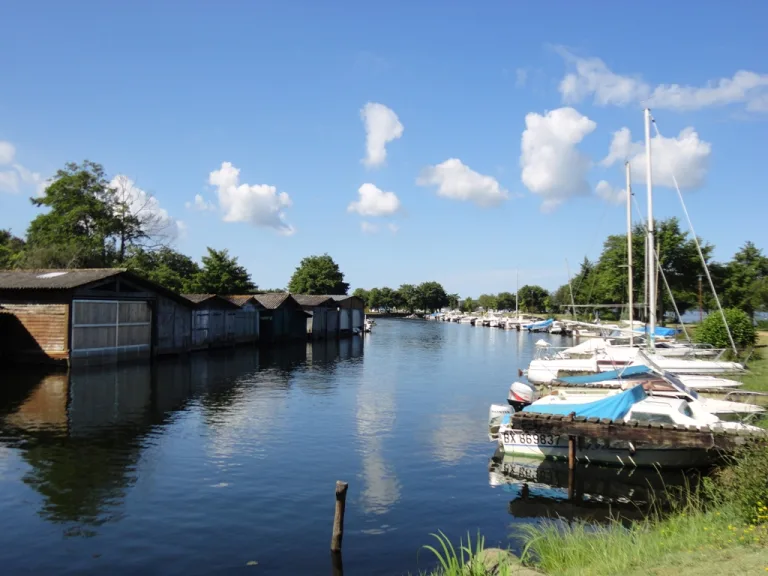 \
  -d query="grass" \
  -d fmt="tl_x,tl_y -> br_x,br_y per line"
415,531 -> 523,576
739,331 -> 768,392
